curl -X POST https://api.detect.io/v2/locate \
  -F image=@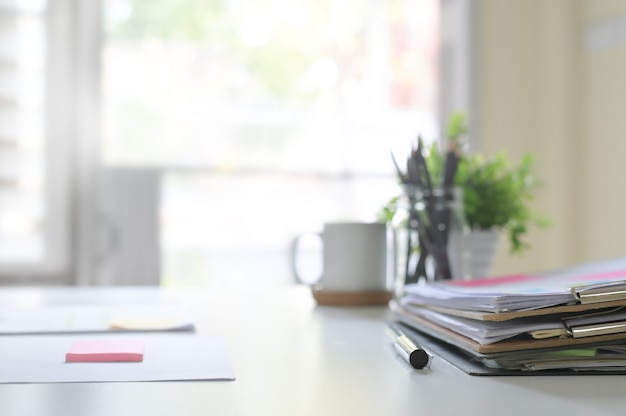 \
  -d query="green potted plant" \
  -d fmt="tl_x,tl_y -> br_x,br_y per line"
380,113 -> 549,278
